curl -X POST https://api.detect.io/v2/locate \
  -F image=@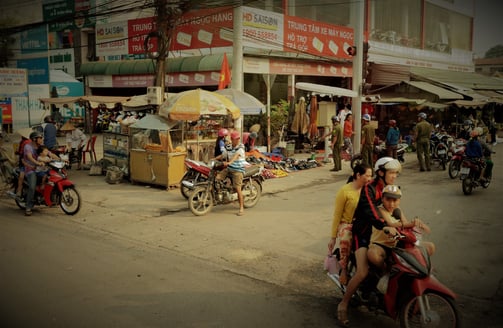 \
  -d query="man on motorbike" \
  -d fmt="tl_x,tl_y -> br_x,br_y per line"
23,131 -> 60,216
336,157 -> 400,326
215,131 -> 246,216
466,128 -> 493,181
